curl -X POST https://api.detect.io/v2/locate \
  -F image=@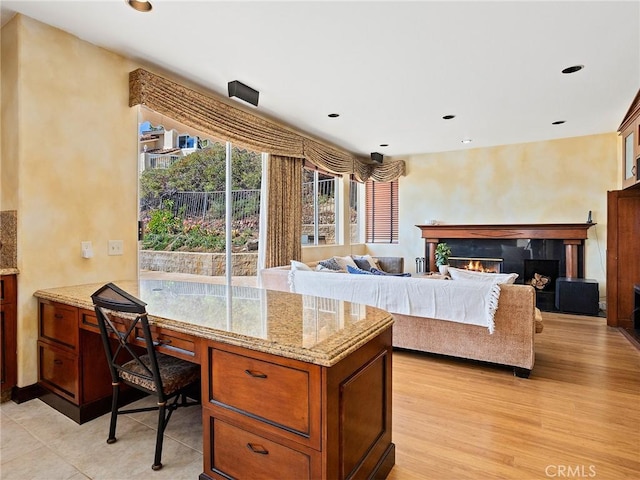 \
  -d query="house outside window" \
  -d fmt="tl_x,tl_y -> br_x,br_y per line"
365,179 -> 398,243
